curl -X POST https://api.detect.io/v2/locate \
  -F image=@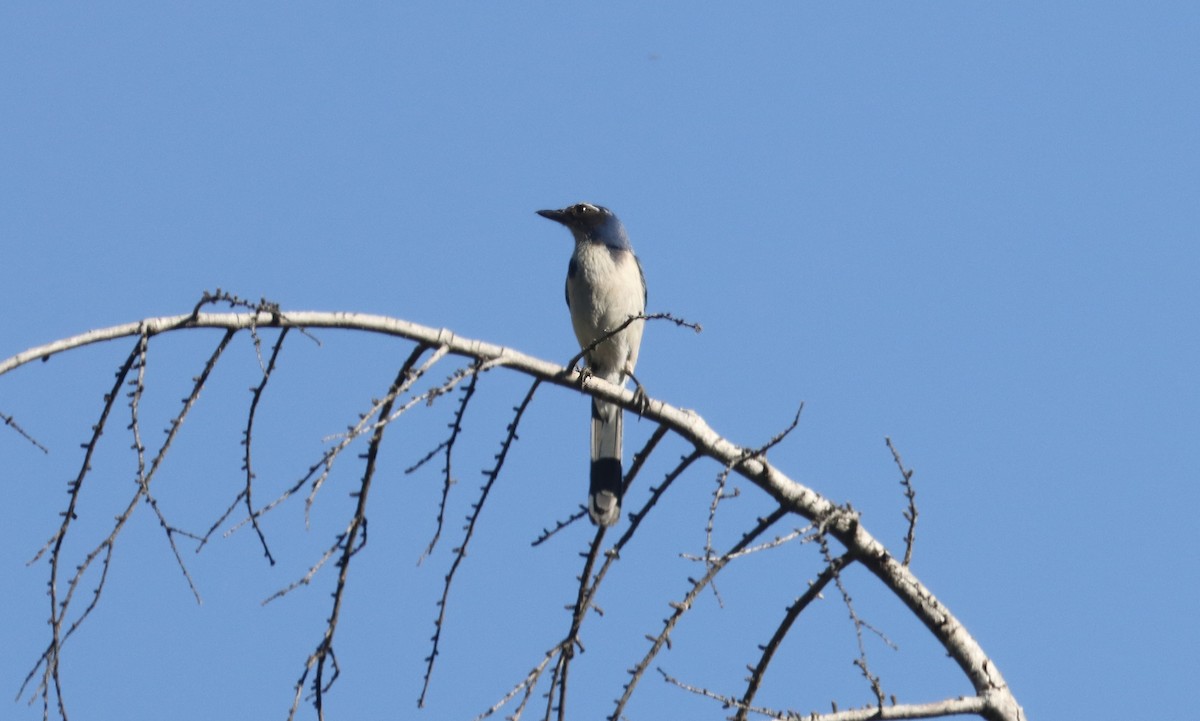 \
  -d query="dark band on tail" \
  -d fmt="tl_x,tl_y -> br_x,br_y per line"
589,458 -> 622,526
